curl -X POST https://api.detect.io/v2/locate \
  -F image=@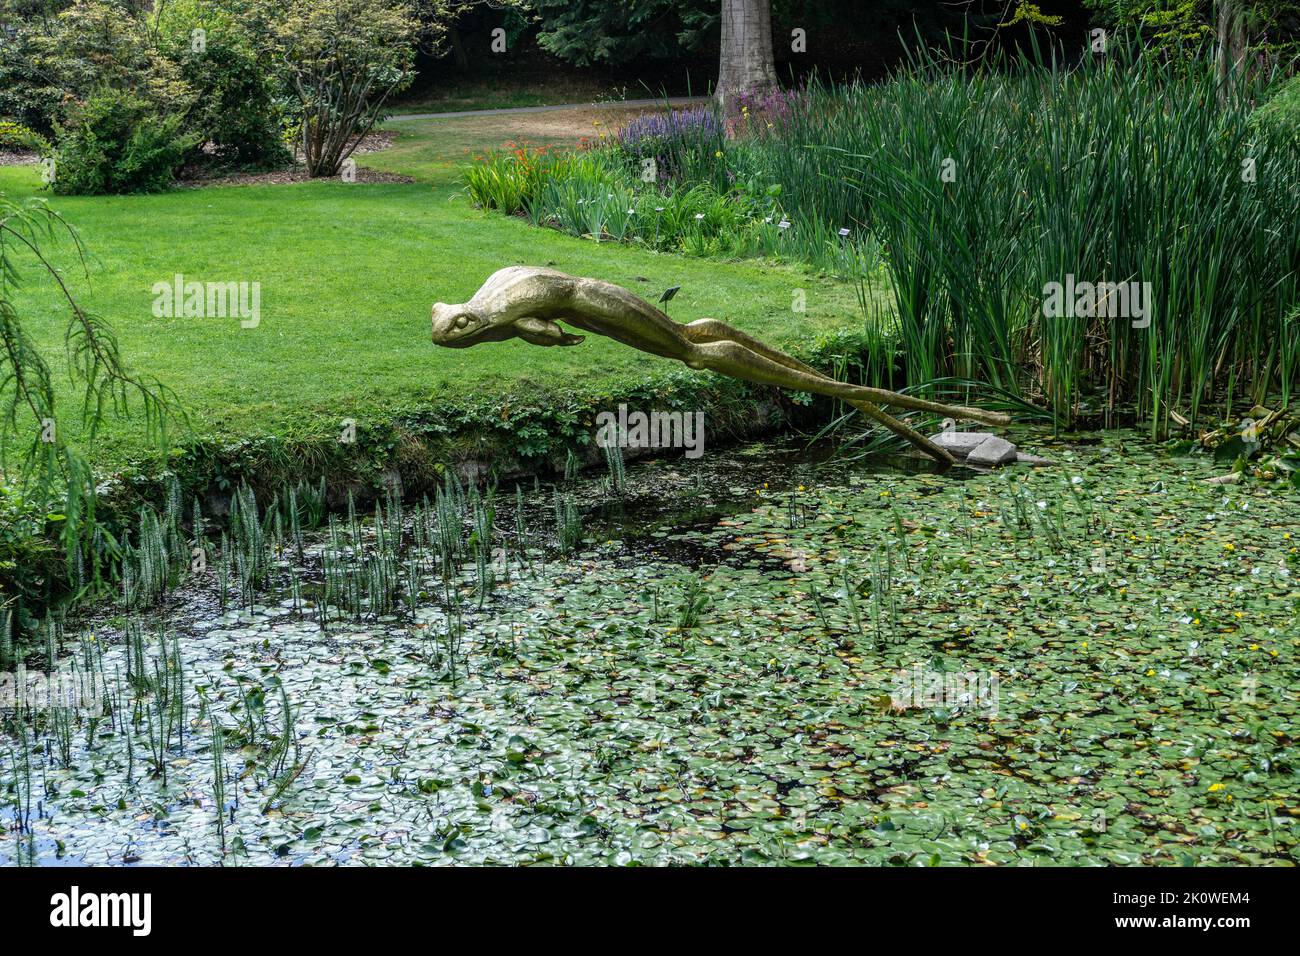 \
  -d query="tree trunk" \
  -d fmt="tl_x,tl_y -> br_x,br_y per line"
448,26 -> 470,72
1215,0 -> 1248,98
716,0 -> 778,107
